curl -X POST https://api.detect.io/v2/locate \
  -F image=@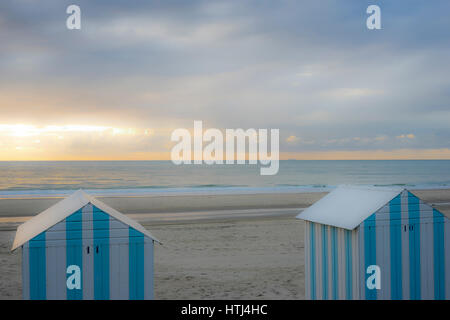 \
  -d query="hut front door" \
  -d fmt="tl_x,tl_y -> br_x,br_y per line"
407,222 -> 421,300
75,242 -> 110,300
93,243 -> 110,300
